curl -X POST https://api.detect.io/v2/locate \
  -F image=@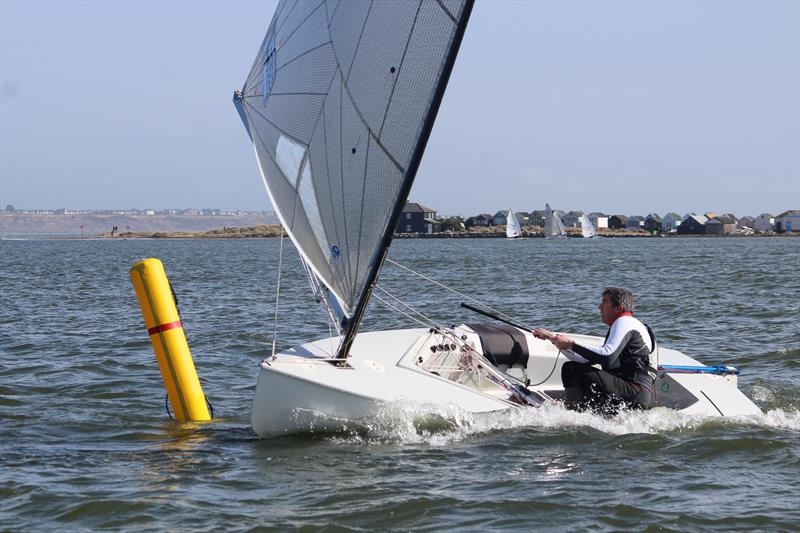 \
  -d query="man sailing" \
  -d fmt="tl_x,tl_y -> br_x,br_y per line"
533,287 -> 655,414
